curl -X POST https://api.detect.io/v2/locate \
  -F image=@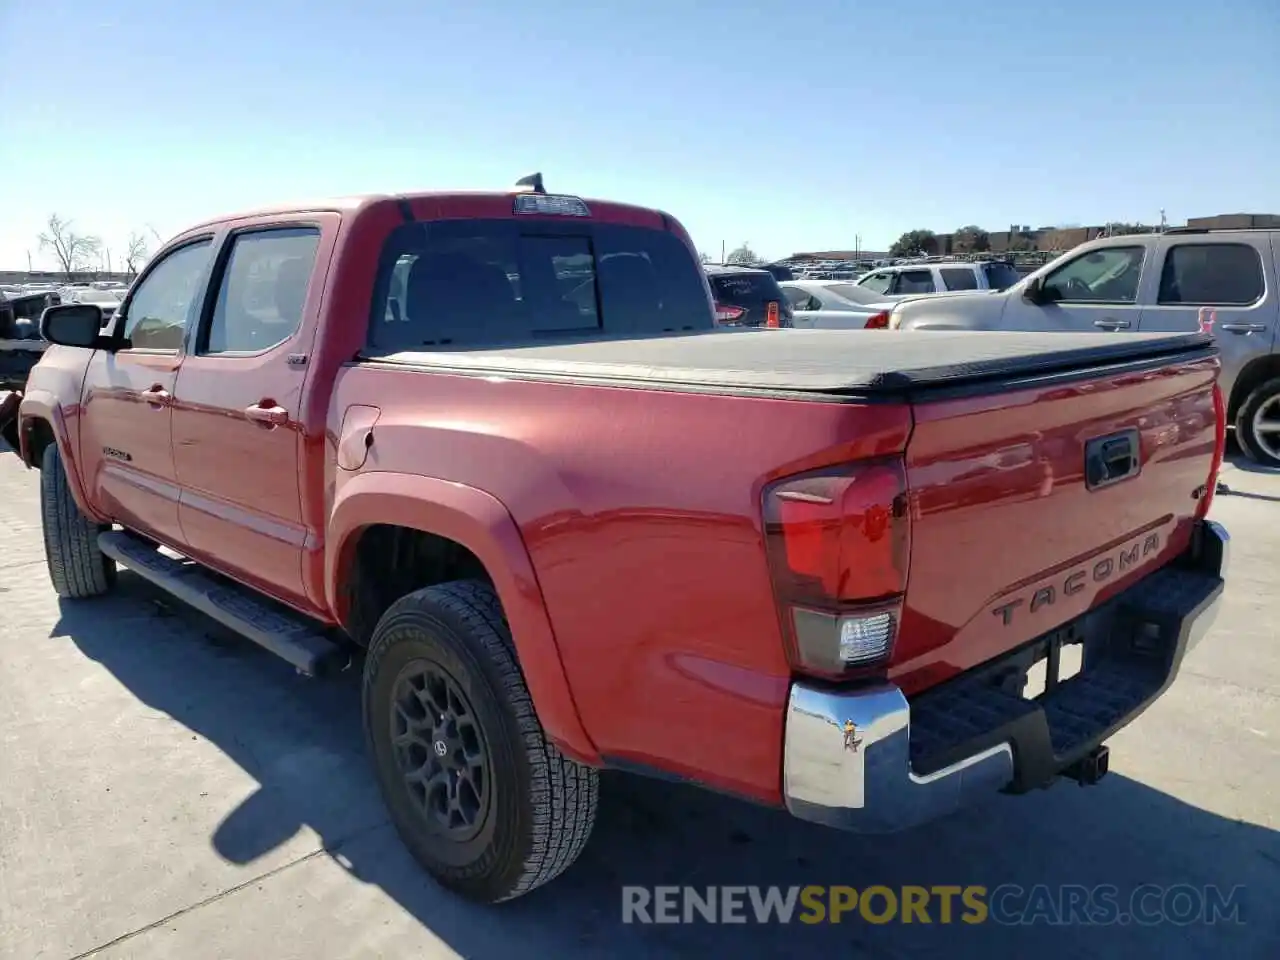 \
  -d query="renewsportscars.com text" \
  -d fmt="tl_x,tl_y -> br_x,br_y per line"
621,884 -> 1246,926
